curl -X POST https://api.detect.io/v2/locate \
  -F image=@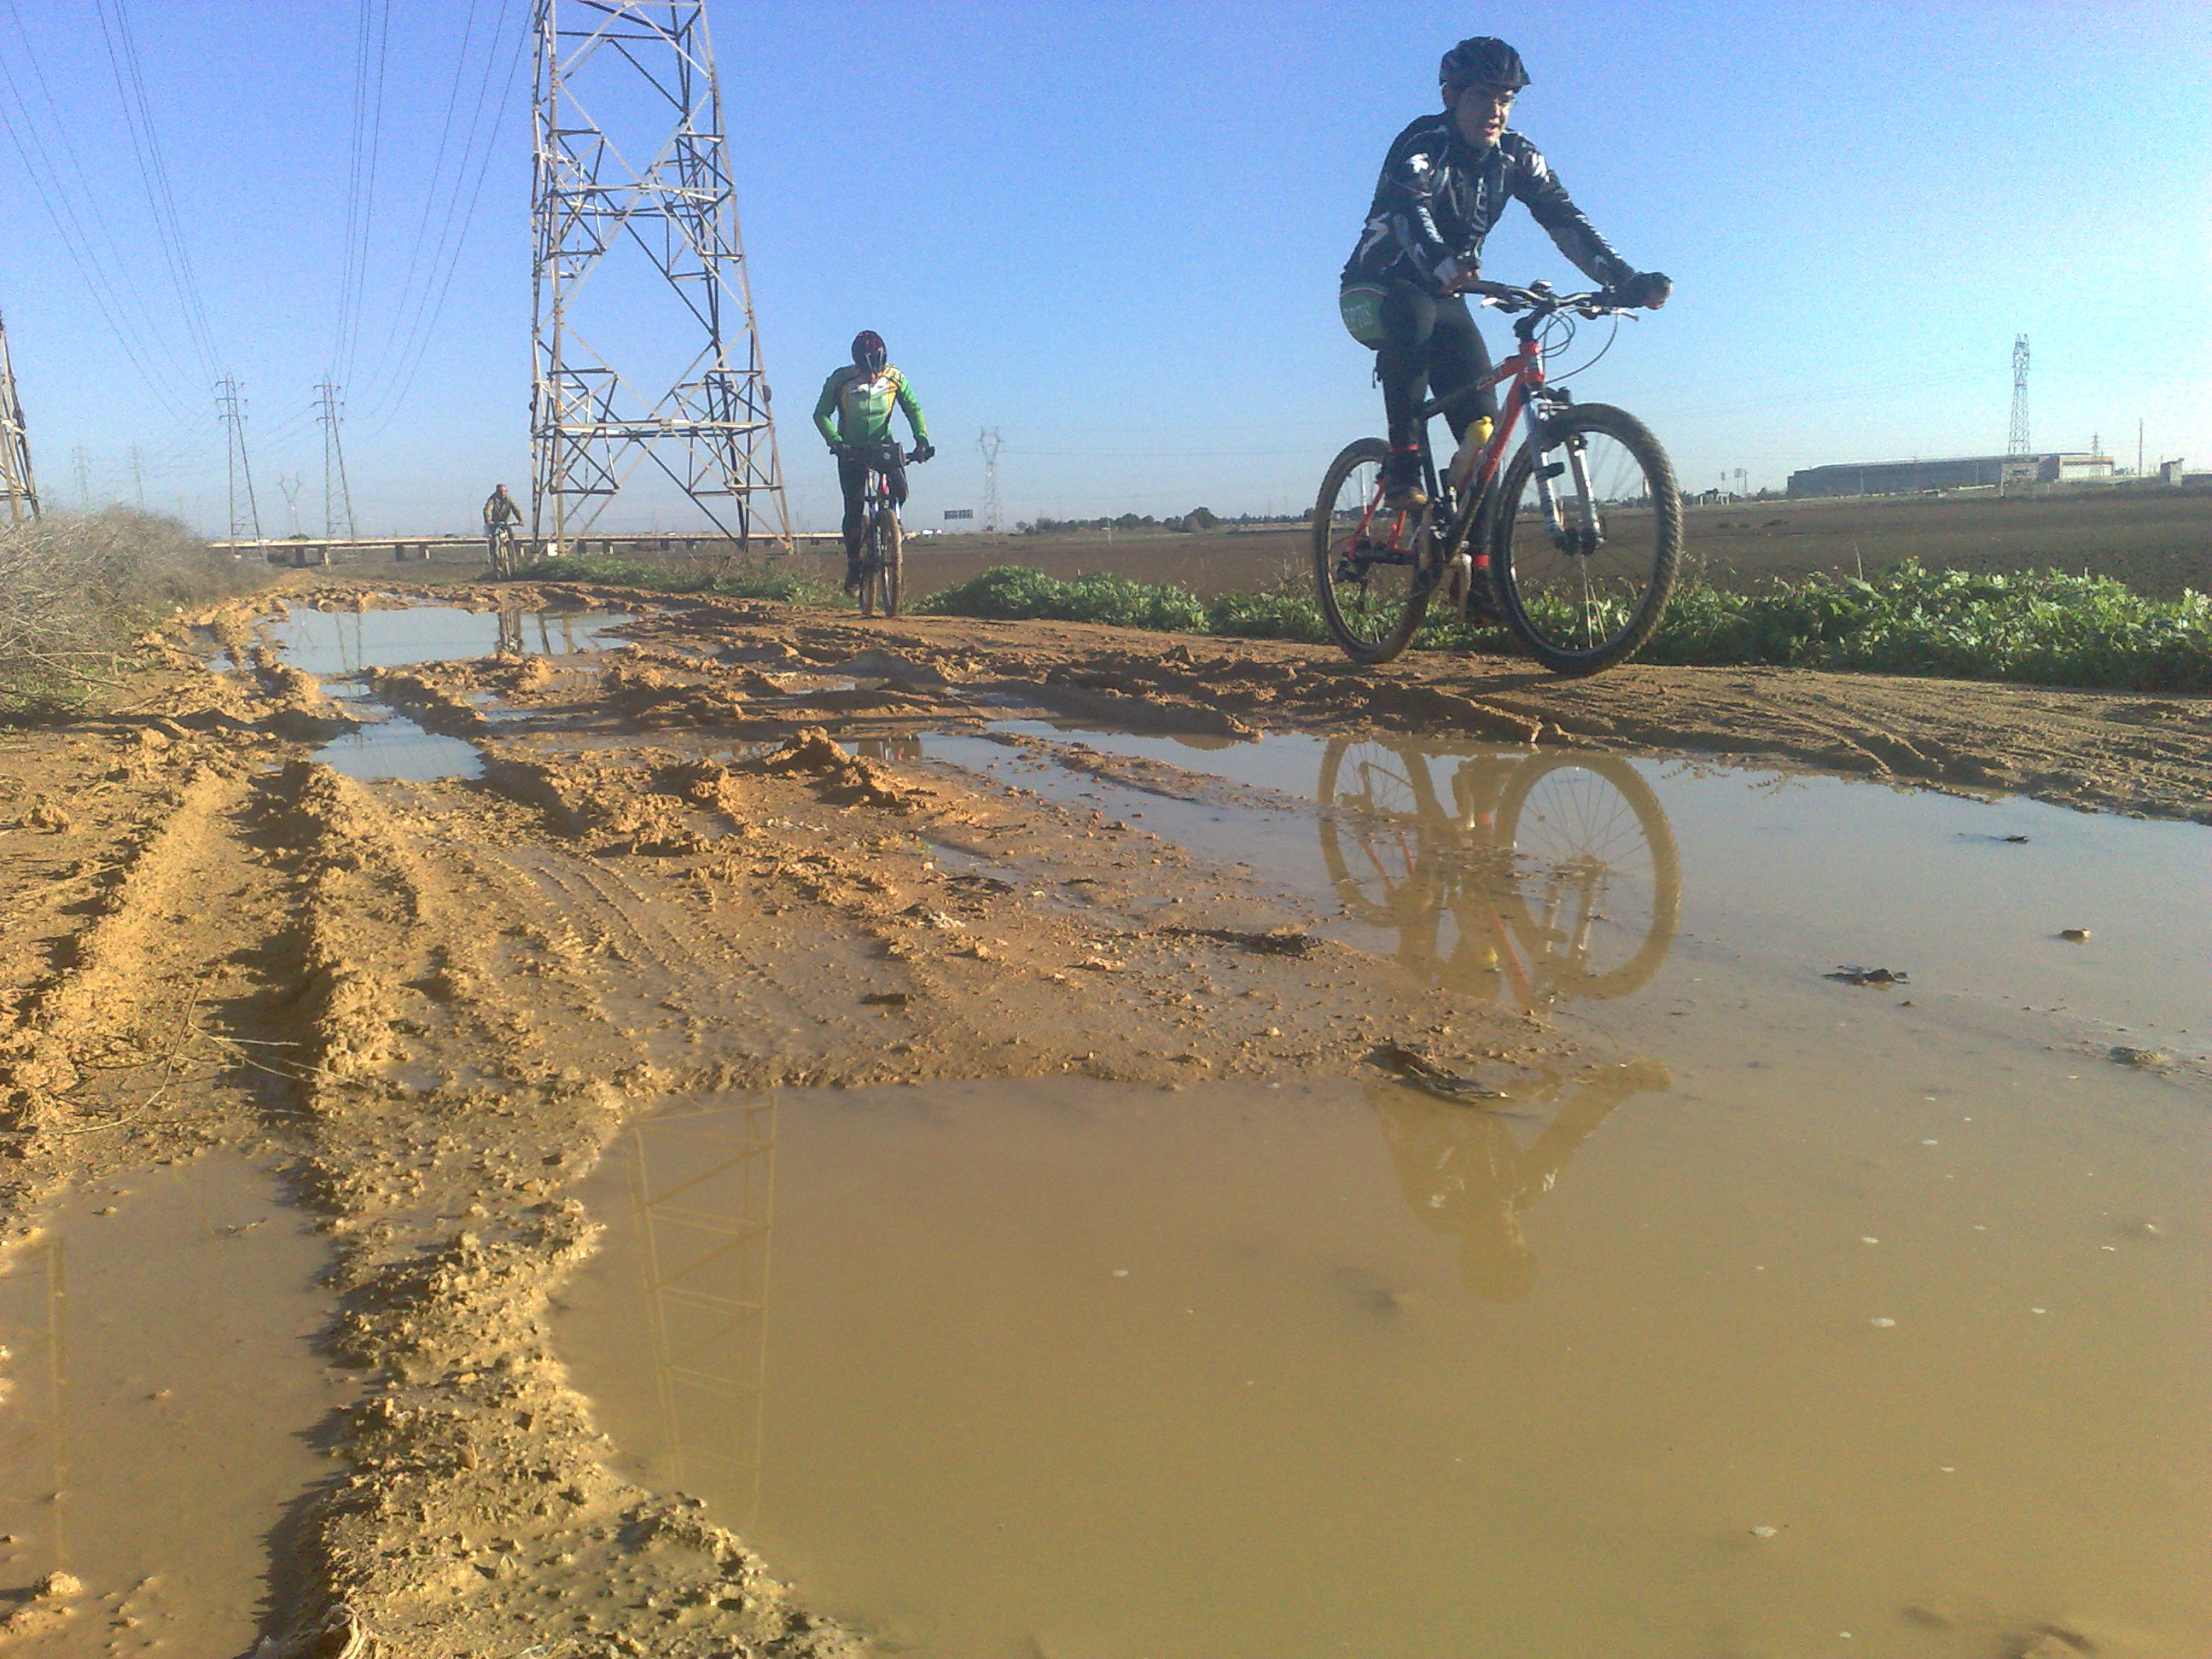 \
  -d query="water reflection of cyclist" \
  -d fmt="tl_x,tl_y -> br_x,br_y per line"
814,330 -> 934,595
1339,36 -> 1671,510
1370,1062 -> 1669,1301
